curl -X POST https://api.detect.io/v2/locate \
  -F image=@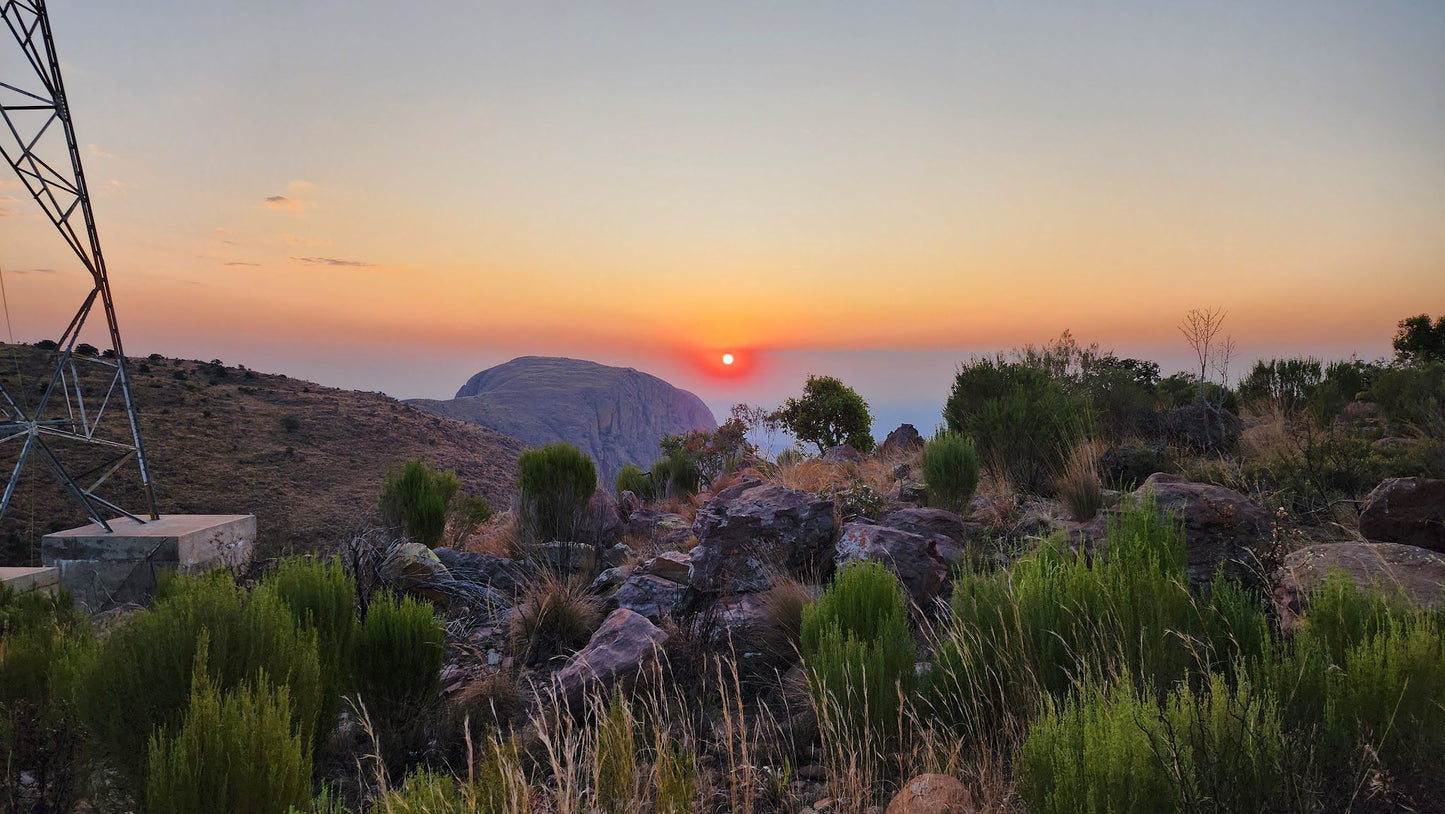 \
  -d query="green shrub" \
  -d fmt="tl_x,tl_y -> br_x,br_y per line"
771,375 -> 875,454
145,656 -> 311,814
373,739 -> 526,814
1237,357 -> 1323,415
654,738 -> 697,814
446,494 -> 495,546
1018,673 -> 1285,814
800,561 -> 915,757
614,464 -> 655,501
944,358 -> 1087,492
0,589 -> 92,812
652,450 -> 701,499
75,575 -> 321,800
352,591 -> 445,772
257,557 -> 357,748
516,442 -> 597,544
593,691 -> 637,814
1368,361 -> 1445,437
380,459 -> 461,548
921,430 -> 979,514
